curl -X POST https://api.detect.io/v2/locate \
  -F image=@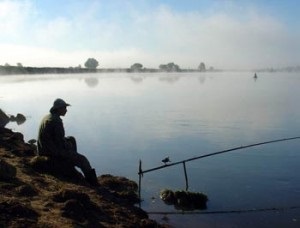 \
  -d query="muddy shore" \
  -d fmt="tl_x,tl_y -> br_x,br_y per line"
0,127 -> 168,227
